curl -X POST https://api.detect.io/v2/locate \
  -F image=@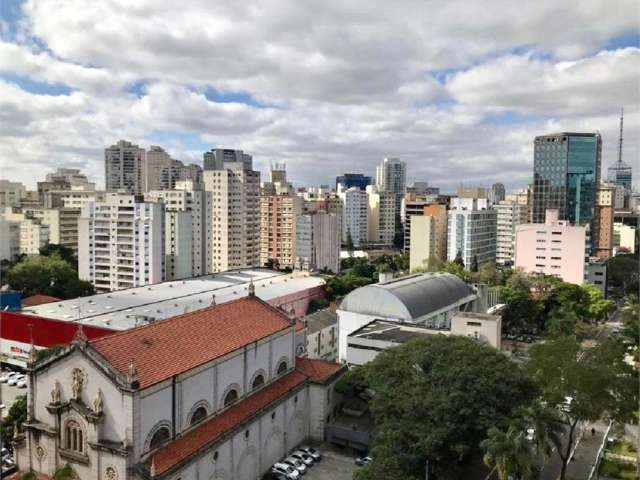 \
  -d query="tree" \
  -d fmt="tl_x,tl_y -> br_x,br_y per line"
472,262 -> 502,286
345,229 -> 355,255
527,336 -> 638,480
470,254 -> 479,273
39,243 -> 77,268
1,394 -> 27,448
607,254 -> 639,296
351,336 -> 537,480
6,254 -> 95,299
481,421 -> 536,480
53,464 -> 77,480
500,286 -> 541,333
453,250 -> 465,268
545,306 -> 579,338
583,284 -> 615,323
